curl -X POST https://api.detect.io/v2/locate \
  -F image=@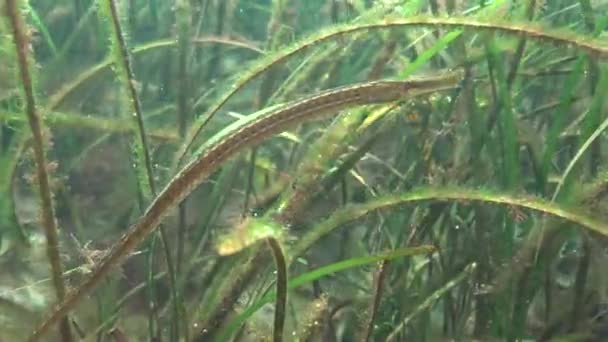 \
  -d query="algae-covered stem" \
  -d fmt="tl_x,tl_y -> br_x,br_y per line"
29,72 -> 462,341
5,0 -> 73,341
266,237 -> 288,342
